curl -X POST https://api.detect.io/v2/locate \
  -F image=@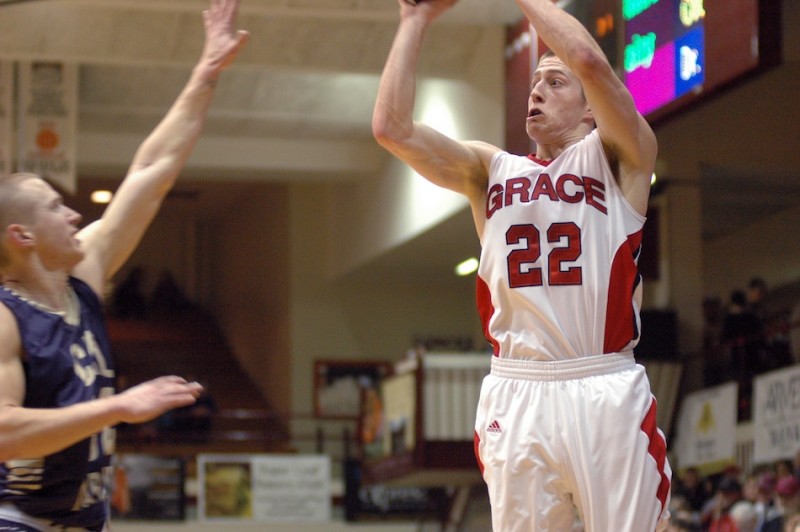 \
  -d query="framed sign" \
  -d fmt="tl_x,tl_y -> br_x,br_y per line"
197,454 -> 331,524
111,454 -> 185,521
